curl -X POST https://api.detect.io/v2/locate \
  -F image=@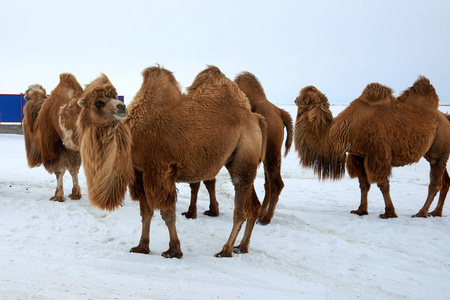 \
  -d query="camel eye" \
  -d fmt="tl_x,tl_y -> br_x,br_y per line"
95,101 -> 105,109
